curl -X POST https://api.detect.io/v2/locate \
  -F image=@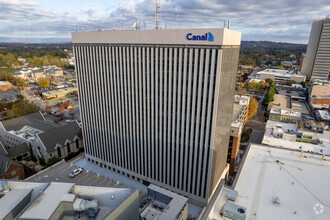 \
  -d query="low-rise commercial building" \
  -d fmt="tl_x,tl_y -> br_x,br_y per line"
0,180 -> 139,220
262,120 -> 330,155
256,69 -> 306,83
310,84 -> 330,110
228,95 -> 250,176
42,87 -> 77,100
0,155 -> 24,179
13,65 -> 64,80
269,108 -> 302,123
208,144 -> 330,220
